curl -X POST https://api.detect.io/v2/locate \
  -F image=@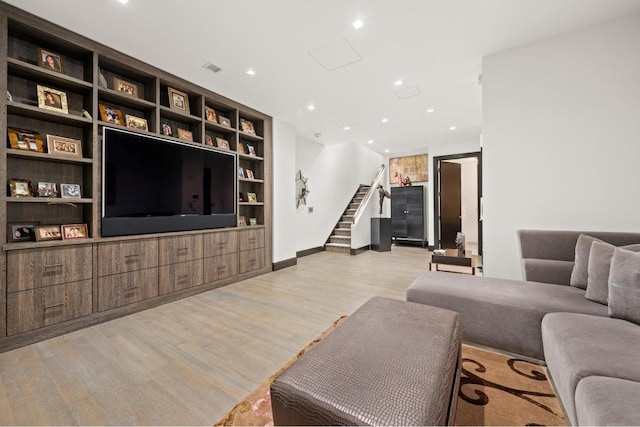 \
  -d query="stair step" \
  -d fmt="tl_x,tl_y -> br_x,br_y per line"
345,208 -> 357,214
339,221 -> 352,228
326,243 -> 351,254
334,228 -> 351,236
330,235 -> 350,244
